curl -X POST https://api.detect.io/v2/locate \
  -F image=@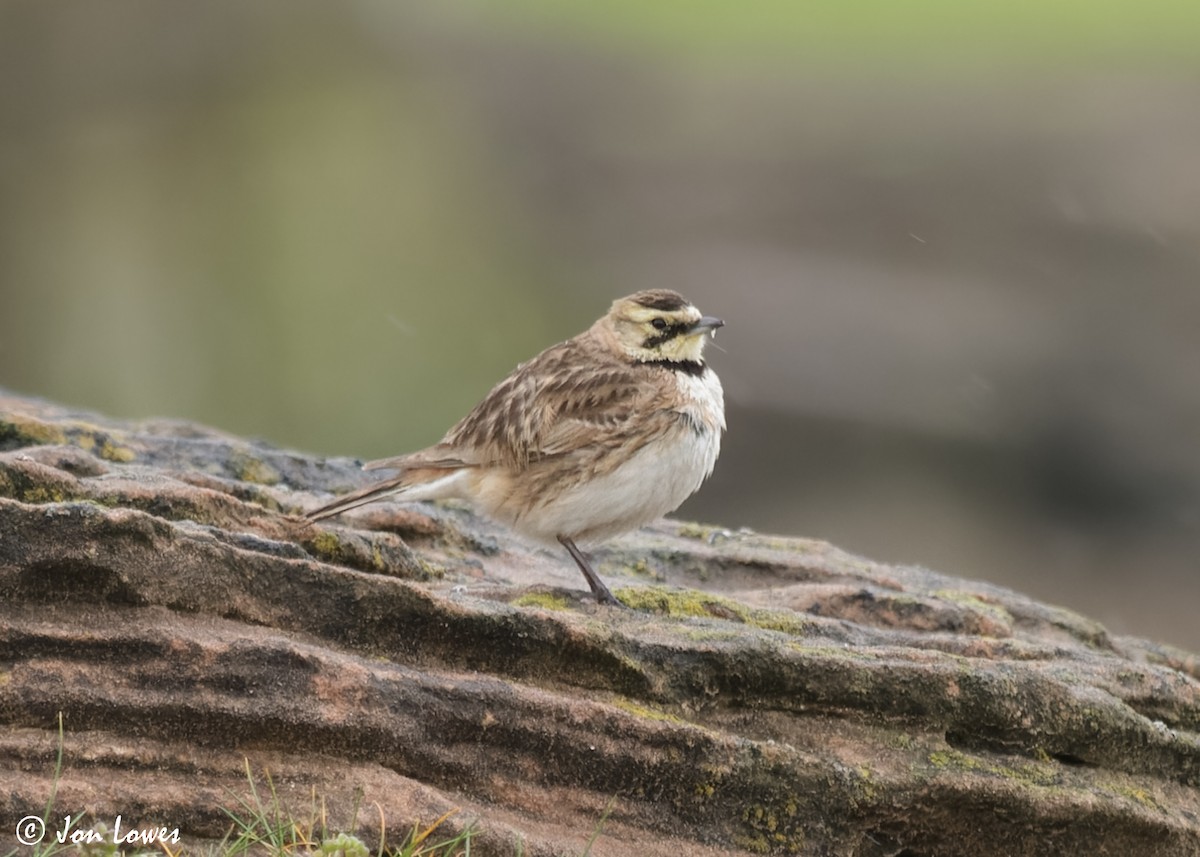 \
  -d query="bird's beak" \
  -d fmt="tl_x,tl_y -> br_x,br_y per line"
687,316 -> 725,336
